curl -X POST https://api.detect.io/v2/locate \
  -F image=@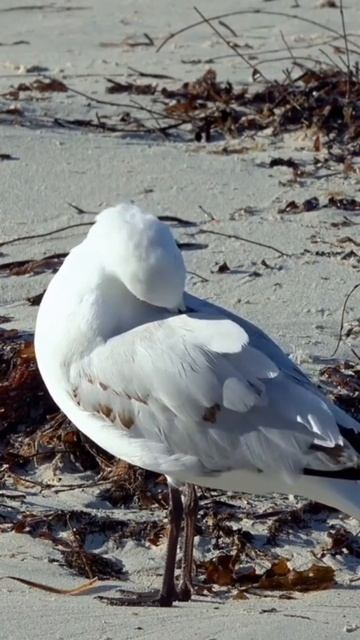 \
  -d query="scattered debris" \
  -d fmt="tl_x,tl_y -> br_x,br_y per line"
105,78 -> 157,96
328,196 -> 360,212
0,575 -> 99,596
324,526 -> 360,558
319,361 -> 360,420
0,153 -> 18,161
214,261 -> 231,274
278,197 -> 320,214
0,254 -> 66,276
267,502 -> 337,544
2,59 -> 360,152
201,555 -> 335,593
0,329 -> 55,434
